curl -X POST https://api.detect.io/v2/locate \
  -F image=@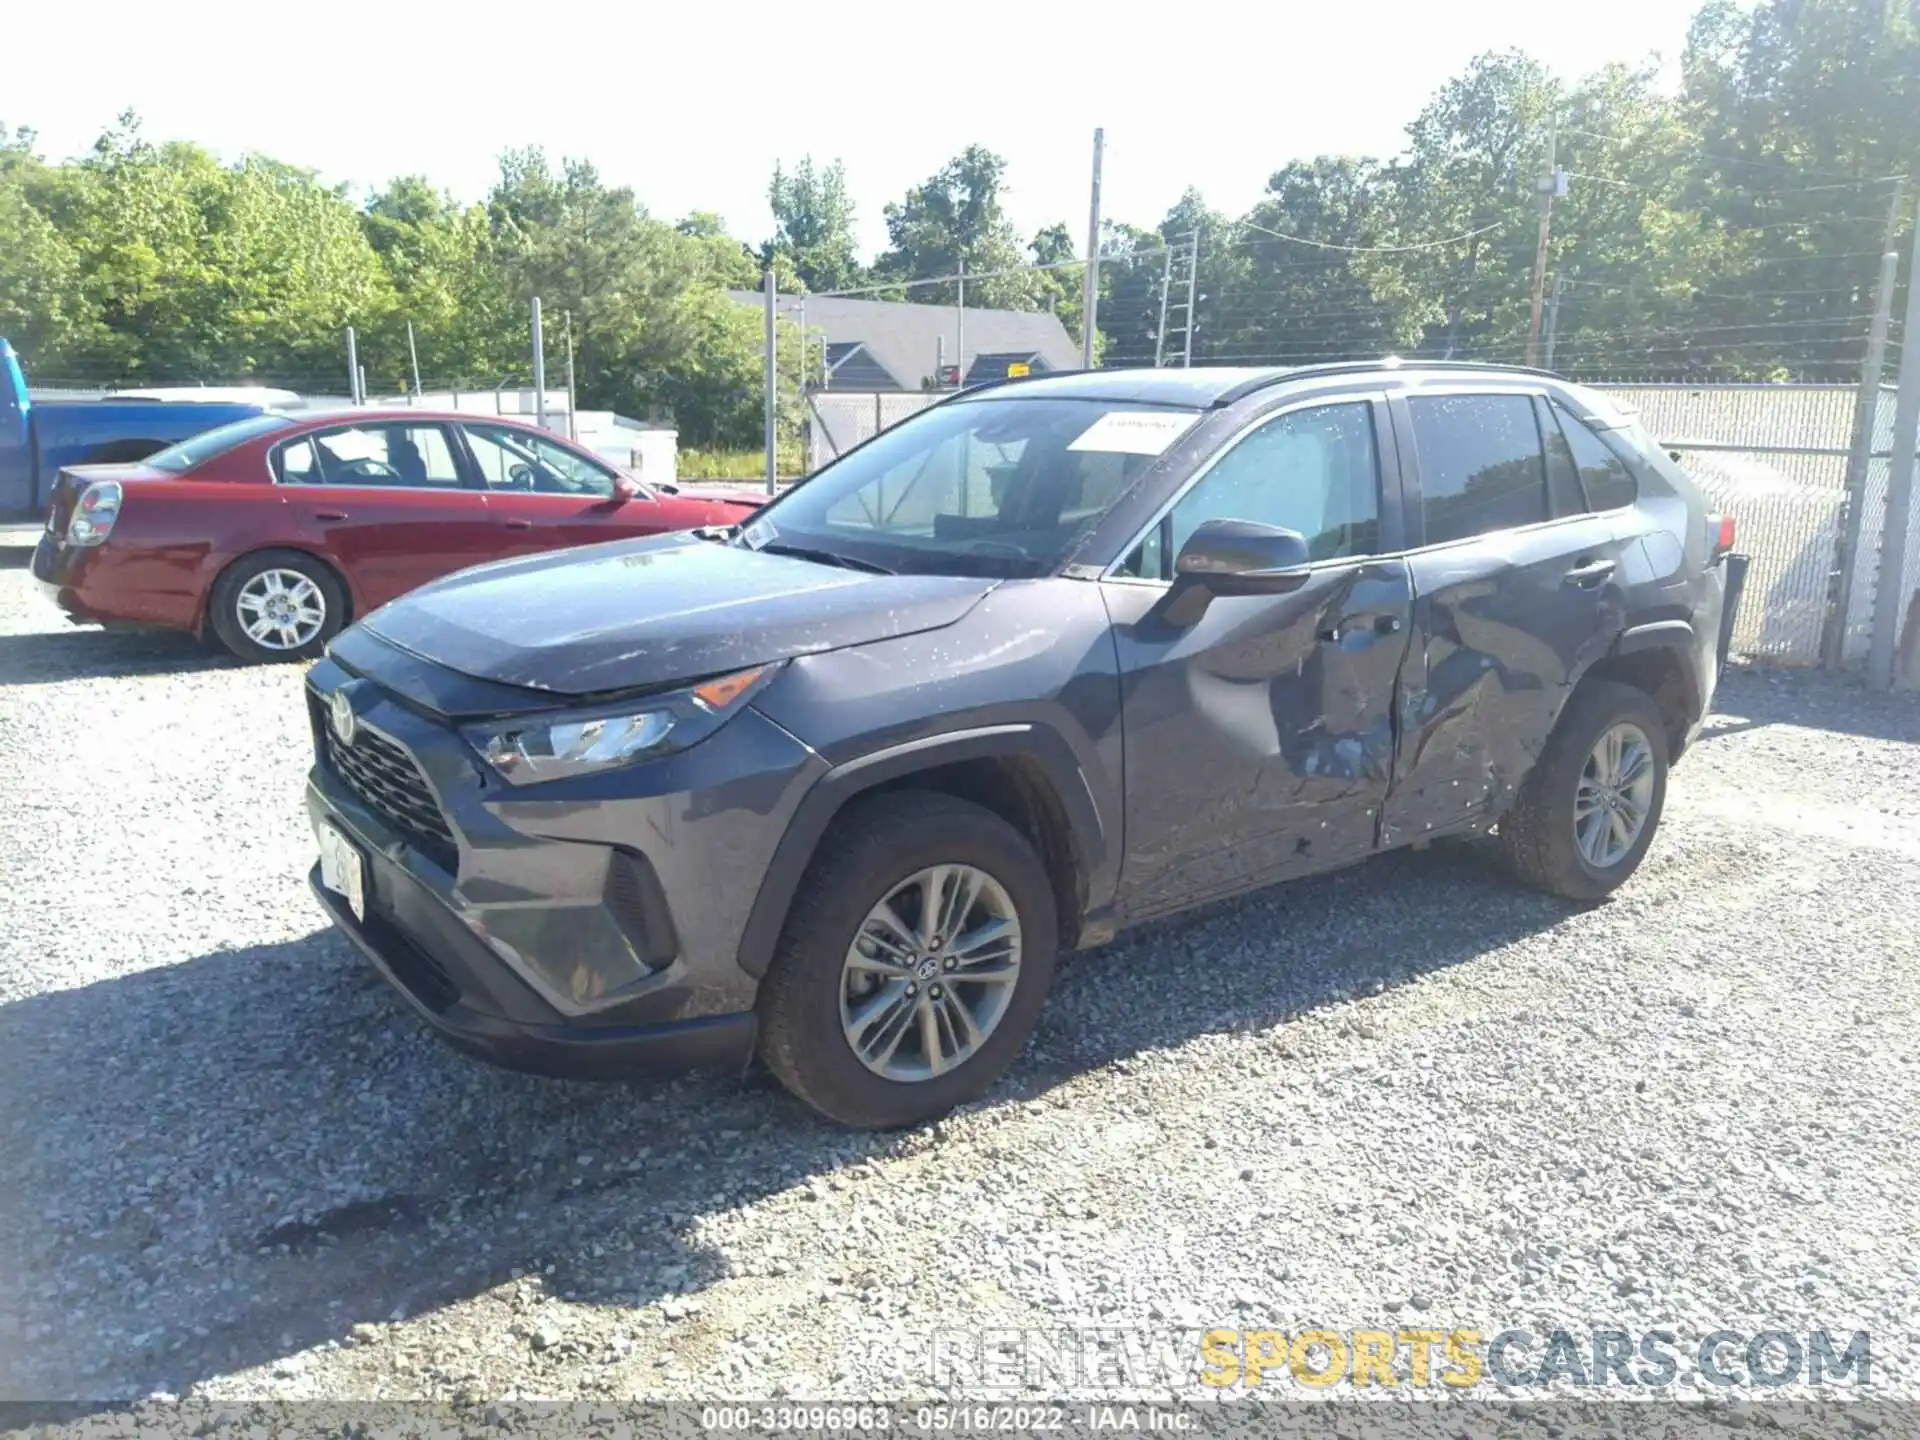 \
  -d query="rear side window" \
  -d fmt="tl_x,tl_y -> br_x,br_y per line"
145,414 -> 295,473
1407,394 -> 1550,545
275,423 -> 463,487
1534,395 -> 1590,518
1553,403 -> 1638,511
